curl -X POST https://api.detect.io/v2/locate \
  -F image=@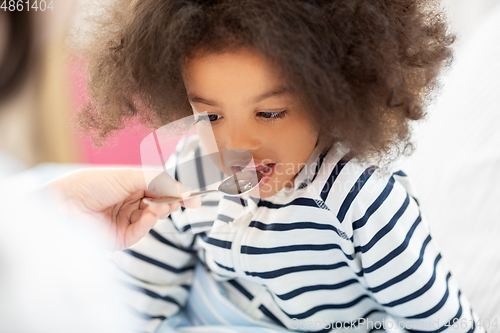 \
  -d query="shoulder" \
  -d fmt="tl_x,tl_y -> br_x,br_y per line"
306,145 -> 420,232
